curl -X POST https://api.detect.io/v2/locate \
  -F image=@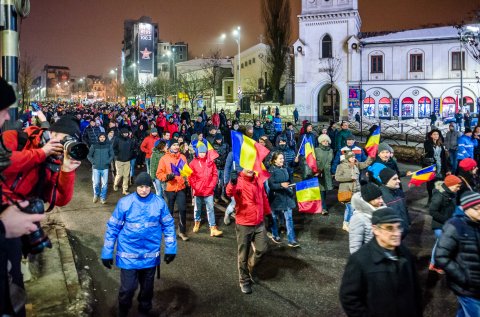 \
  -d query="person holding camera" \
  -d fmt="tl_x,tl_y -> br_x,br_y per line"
101,172 -> 177,317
